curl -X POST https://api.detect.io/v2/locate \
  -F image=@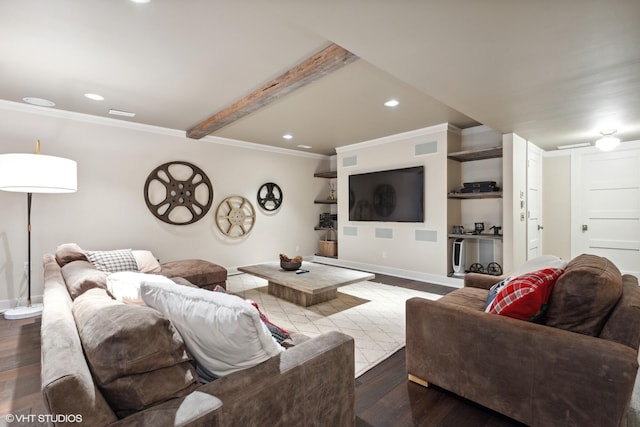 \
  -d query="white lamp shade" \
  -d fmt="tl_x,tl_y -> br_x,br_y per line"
0,153 -> 77,193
